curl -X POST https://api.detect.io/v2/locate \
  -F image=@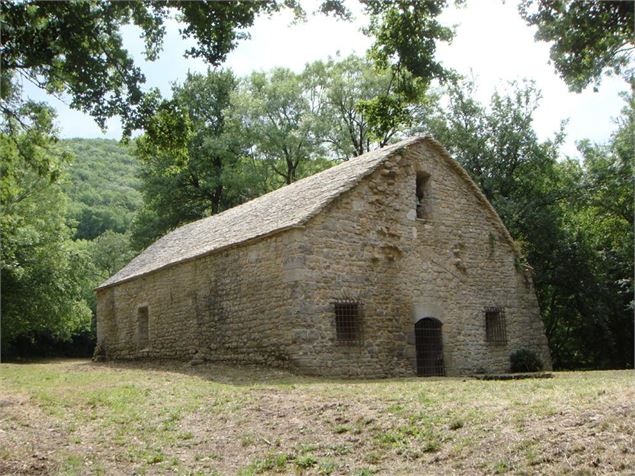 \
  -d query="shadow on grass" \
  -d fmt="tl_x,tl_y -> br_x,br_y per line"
72,358 -> 456,388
